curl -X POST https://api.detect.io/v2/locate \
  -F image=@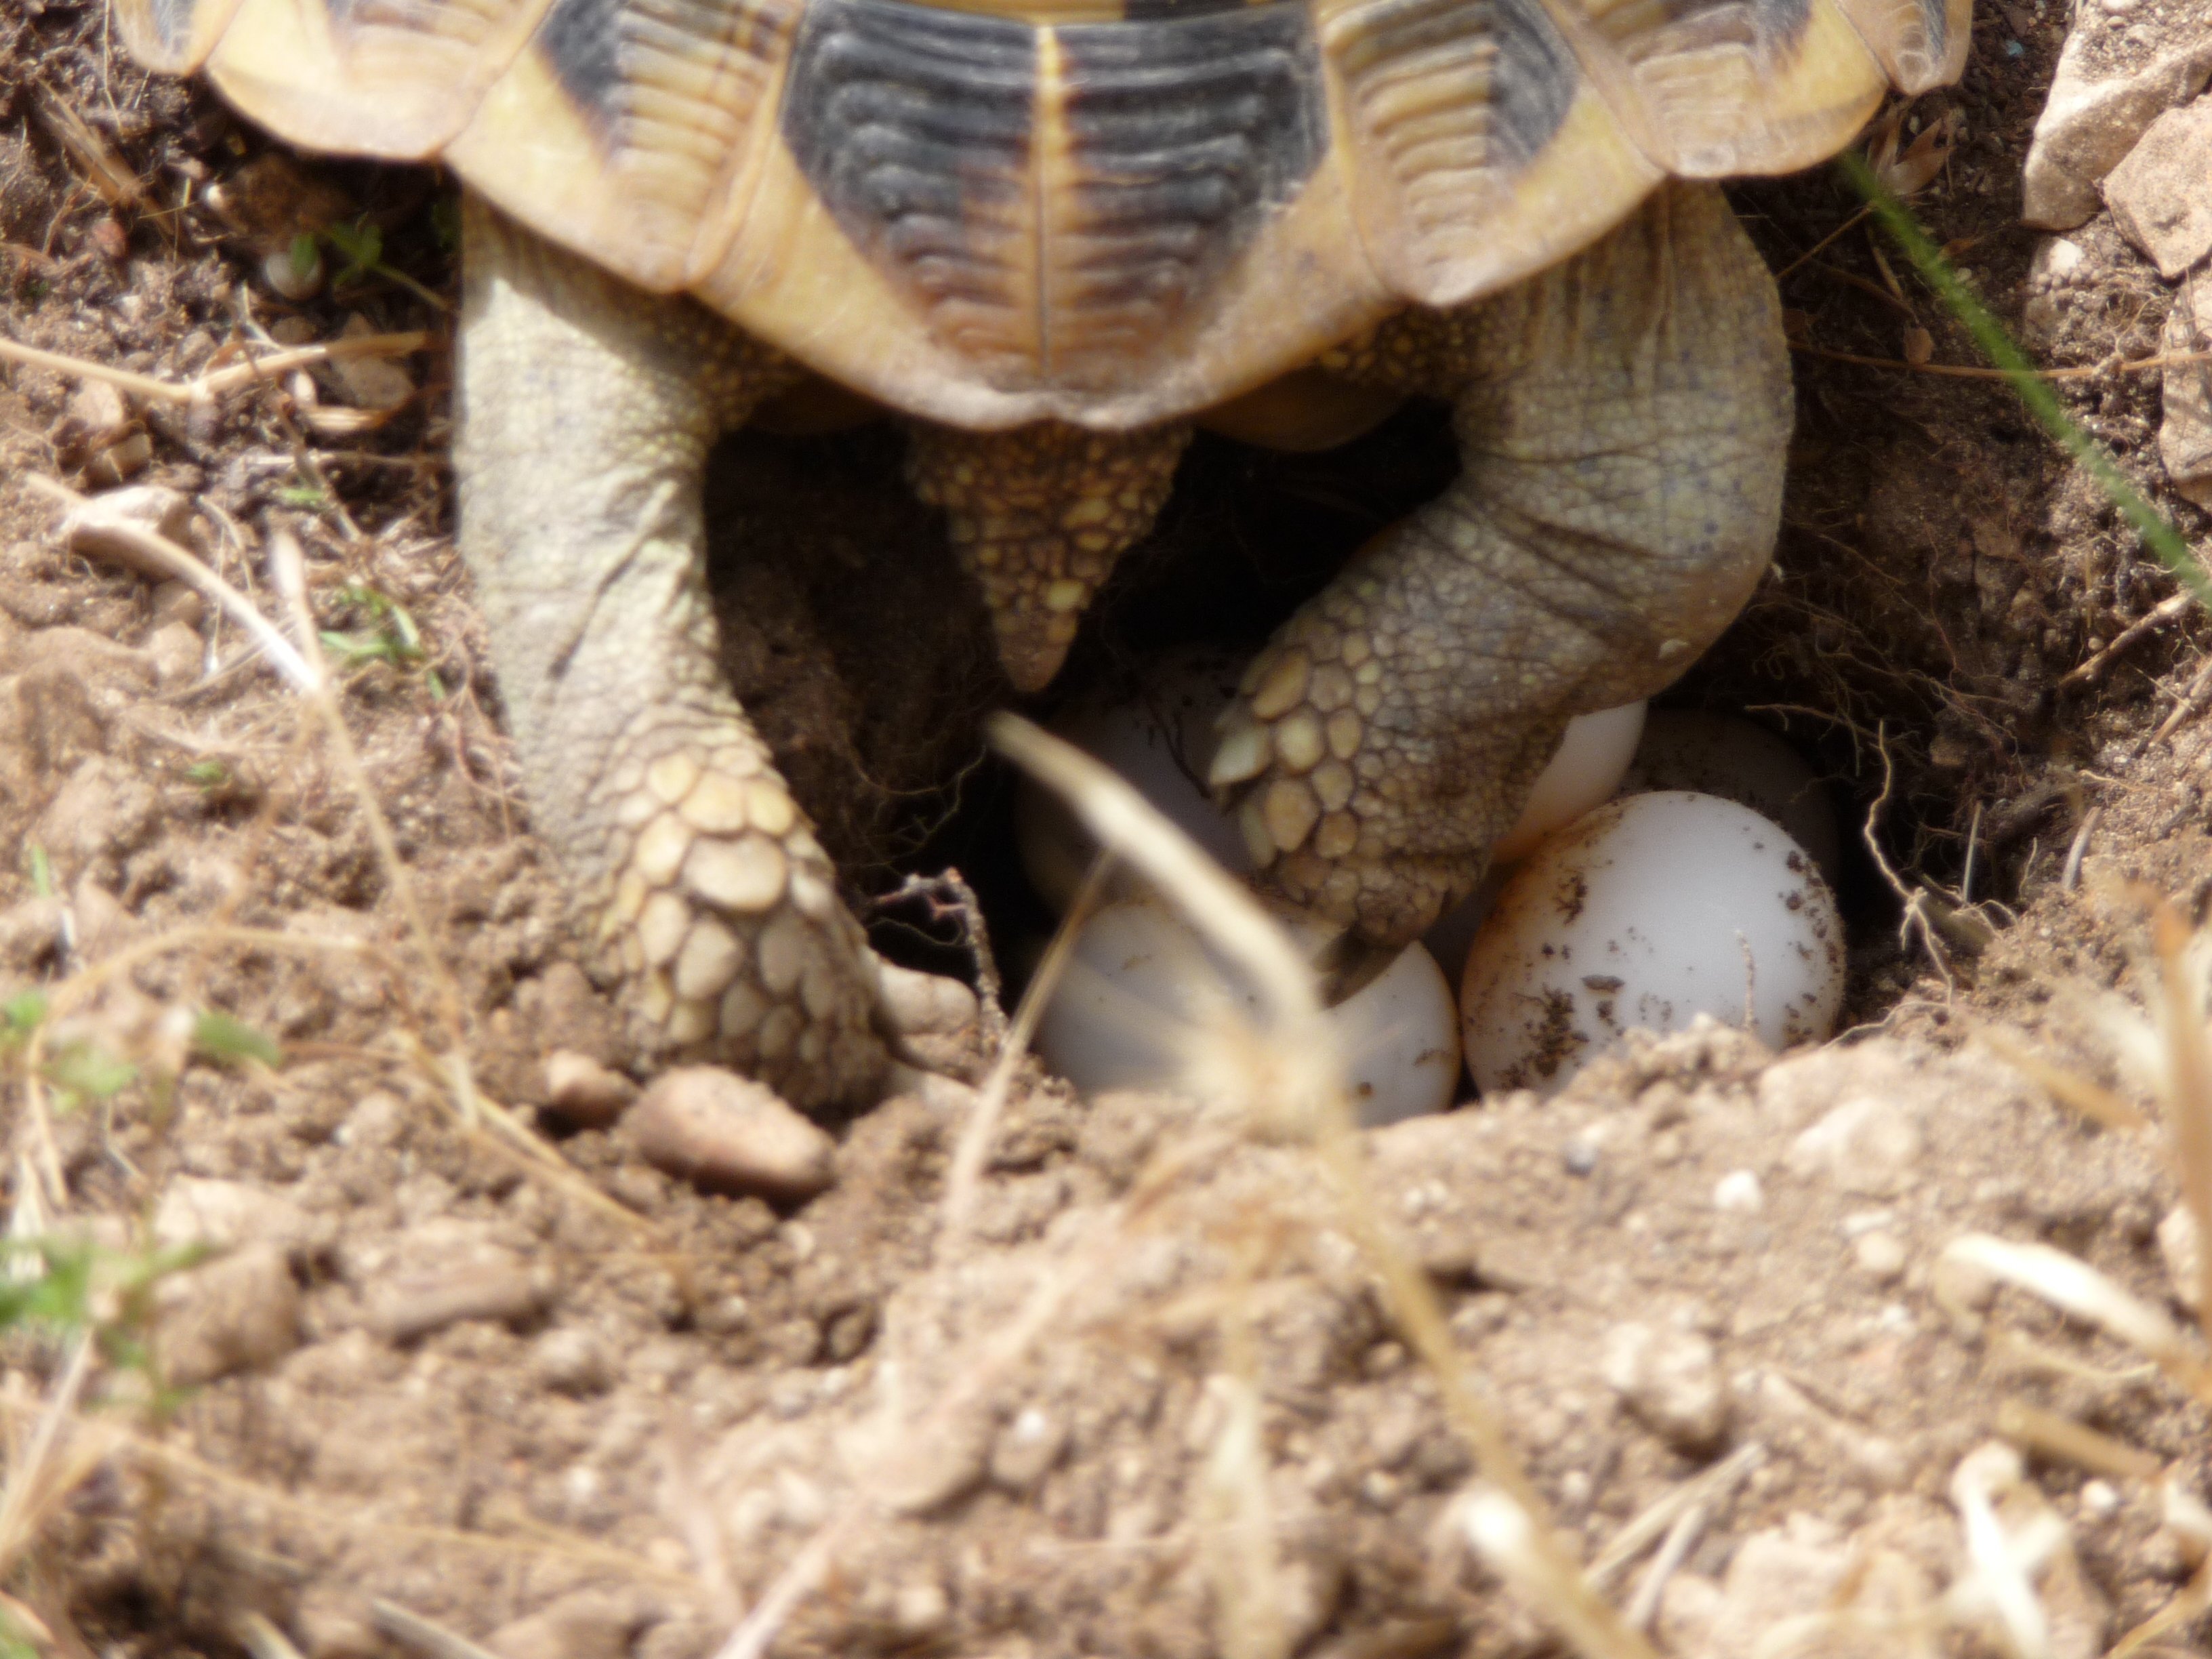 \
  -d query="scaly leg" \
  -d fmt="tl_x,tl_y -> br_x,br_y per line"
907,419 -> 1191,693
1212,183 -> 1792,957
457,198 -> 890,1108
